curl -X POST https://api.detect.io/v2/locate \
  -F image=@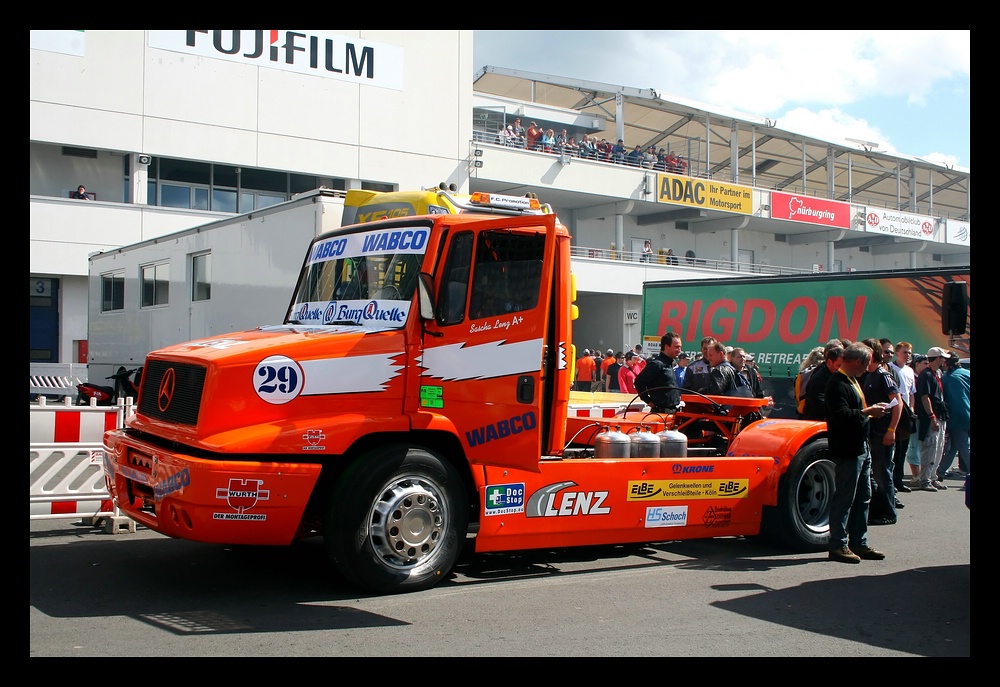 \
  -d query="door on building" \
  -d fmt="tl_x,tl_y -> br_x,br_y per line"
30,277 -> 59,362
